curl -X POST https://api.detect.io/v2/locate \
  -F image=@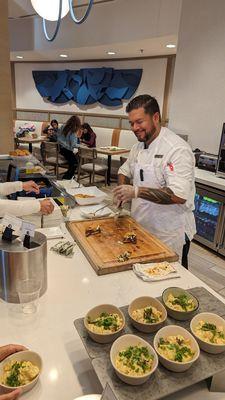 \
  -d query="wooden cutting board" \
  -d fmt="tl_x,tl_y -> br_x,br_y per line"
67,216 -> 178,275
